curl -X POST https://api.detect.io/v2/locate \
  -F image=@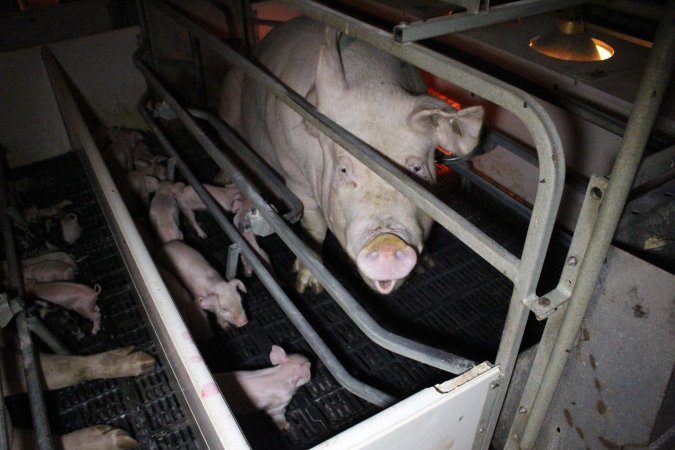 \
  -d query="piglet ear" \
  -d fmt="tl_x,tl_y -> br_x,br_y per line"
229,279 -> 247,294
144,175 -> 160,193
409,97 -> 484,159
269,345 -> 288,366
198,294 -> 216,311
